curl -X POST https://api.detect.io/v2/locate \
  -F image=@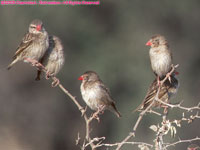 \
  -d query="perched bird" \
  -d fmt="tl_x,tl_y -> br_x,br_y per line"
78,71 -> 121,118
35,35 -> 65,81
7,19 -> 49,70
134,74 -> 179,112
187,144 -> 200,150
146,35 -> 172,83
